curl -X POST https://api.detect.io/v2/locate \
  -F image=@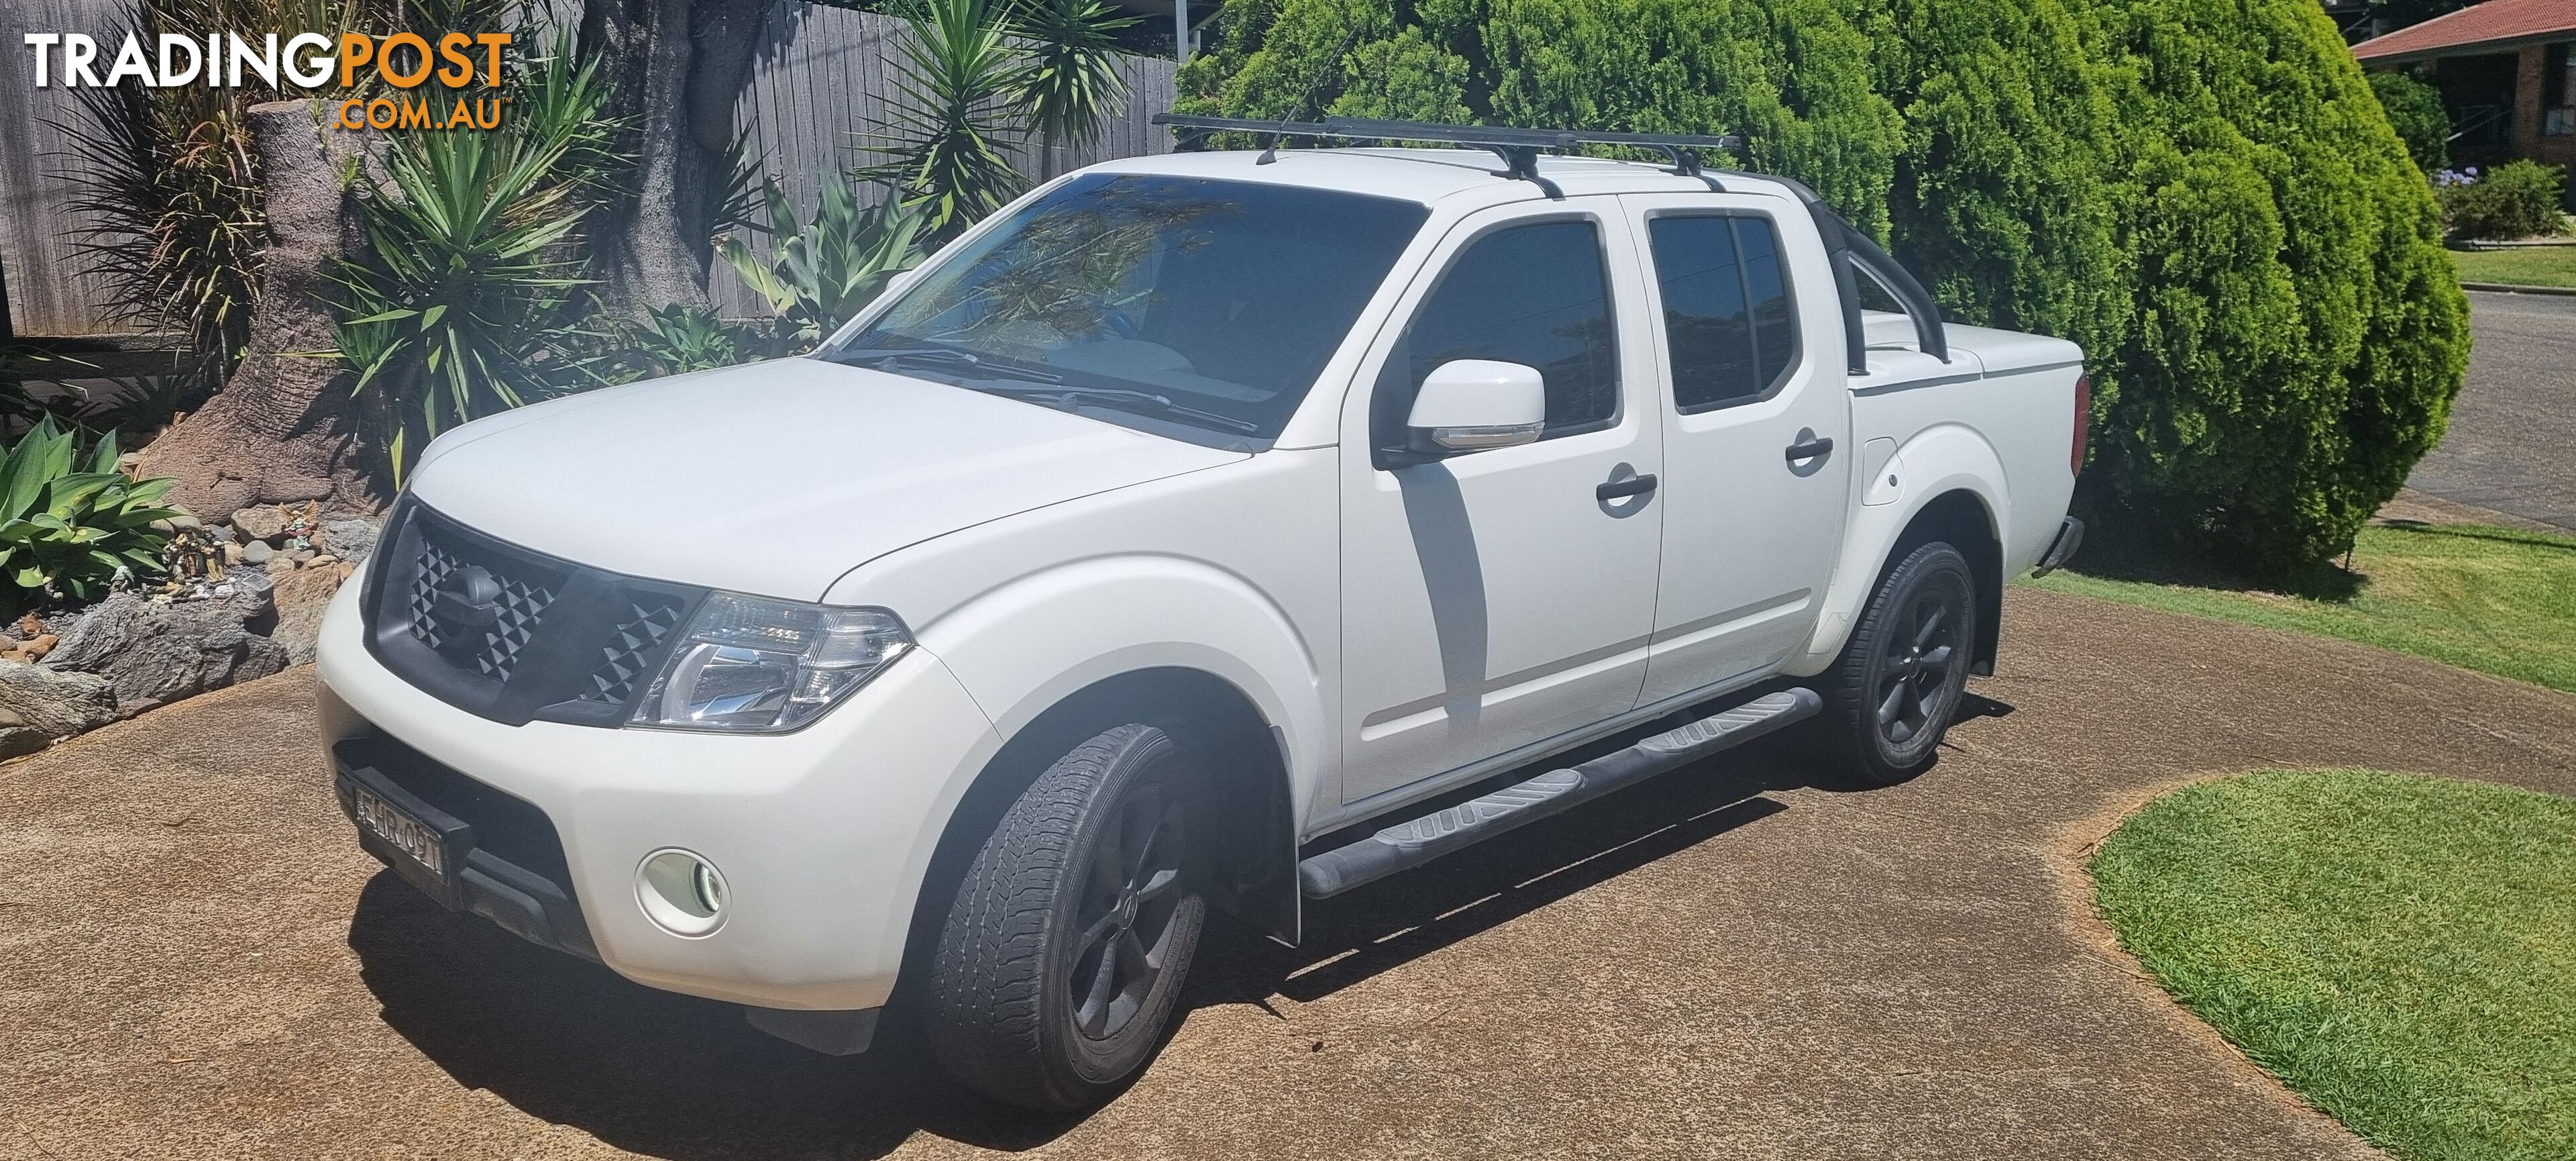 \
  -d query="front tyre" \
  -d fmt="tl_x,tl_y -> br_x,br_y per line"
1817,541 -> 1978,787
923,723 -> 1206,1111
